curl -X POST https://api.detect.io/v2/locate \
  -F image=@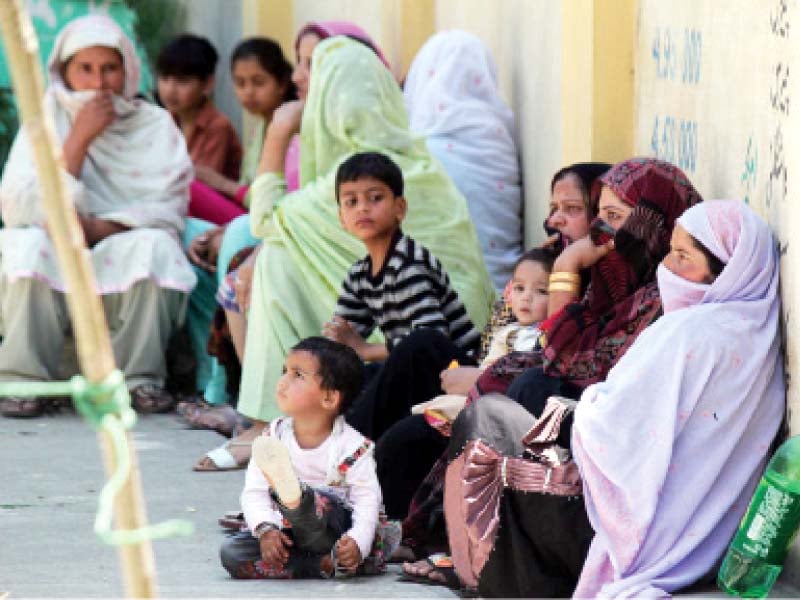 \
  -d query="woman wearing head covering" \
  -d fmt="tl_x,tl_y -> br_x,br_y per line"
0,15 -> 195,417
183,21 -> 393,443
405,158 -> 702,594
404,31 -> 521,290
196,36 -> 495,470
573,200 -> 783,597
